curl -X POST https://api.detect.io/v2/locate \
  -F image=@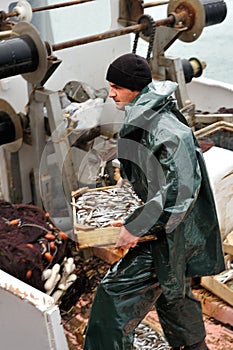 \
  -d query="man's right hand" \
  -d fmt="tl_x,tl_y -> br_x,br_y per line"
110,221 -> 139,249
